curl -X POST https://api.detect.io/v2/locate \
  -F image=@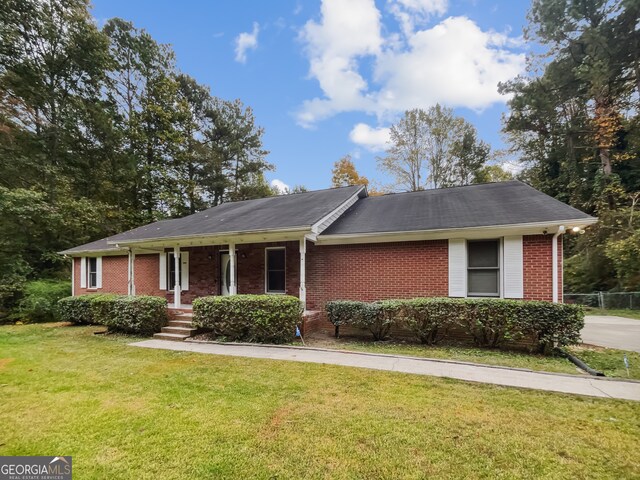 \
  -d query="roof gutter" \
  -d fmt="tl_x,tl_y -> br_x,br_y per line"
58,247 -> 127,256
106,226 -> 313,247
316,217 -> 597,245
